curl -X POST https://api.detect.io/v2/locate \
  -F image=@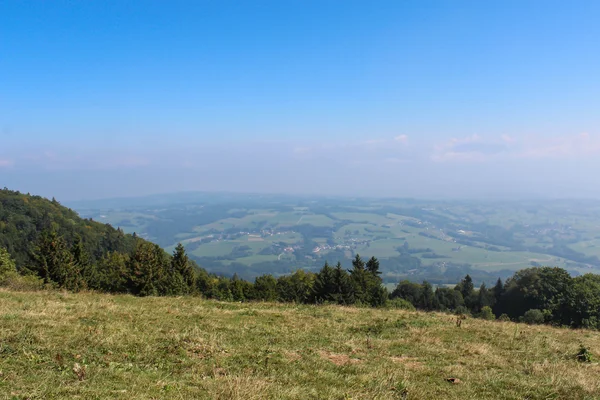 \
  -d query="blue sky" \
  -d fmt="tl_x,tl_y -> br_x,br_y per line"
2,1 -> 600,200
